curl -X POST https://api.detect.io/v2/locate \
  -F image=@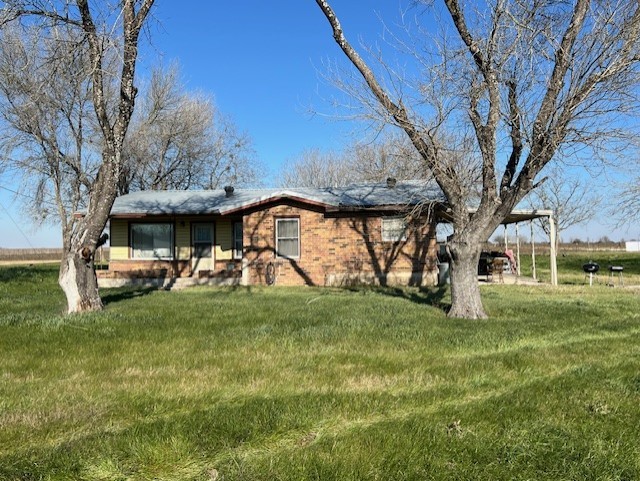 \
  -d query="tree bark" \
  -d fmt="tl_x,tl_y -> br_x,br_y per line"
59,247 -> 102,313
58,158 -> 120,313
447,238 -> 486,319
